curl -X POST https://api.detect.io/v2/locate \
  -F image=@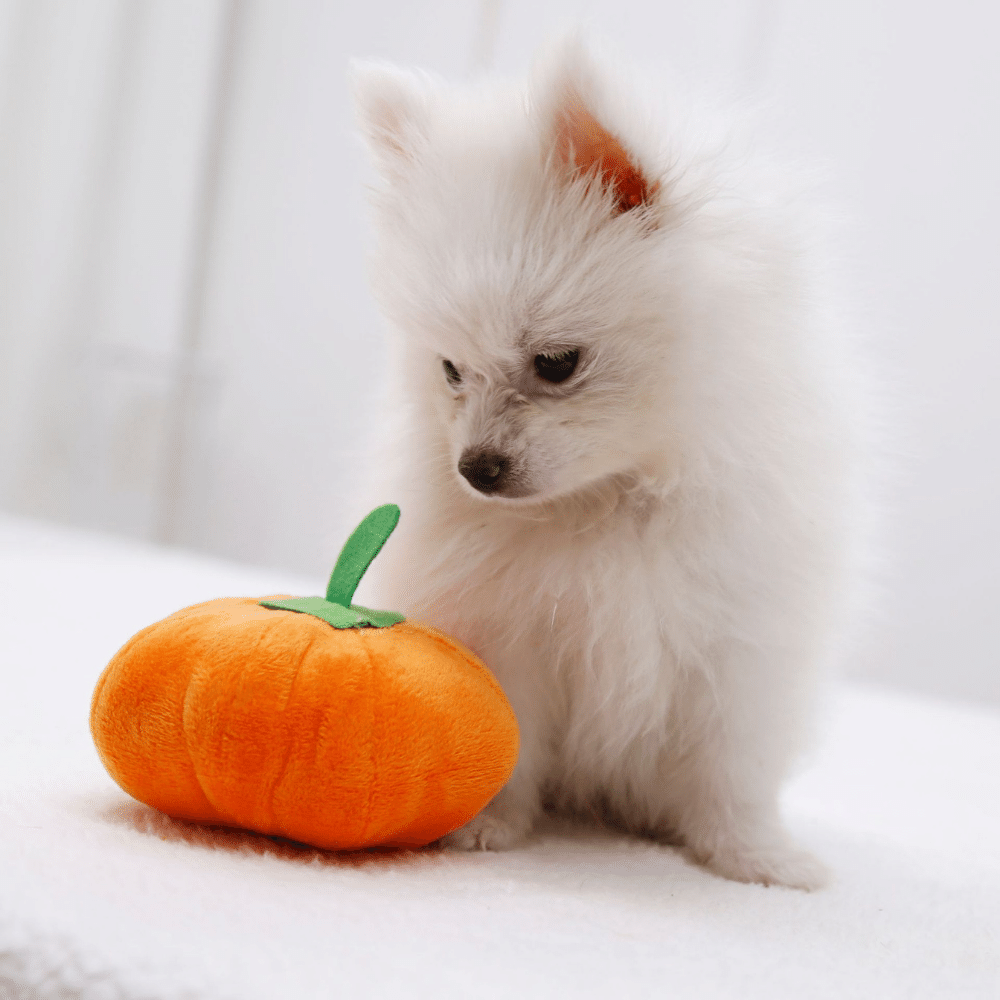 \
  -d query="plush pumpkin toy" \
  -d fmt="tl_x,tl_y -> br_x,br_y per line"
90,505 -> 518,850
